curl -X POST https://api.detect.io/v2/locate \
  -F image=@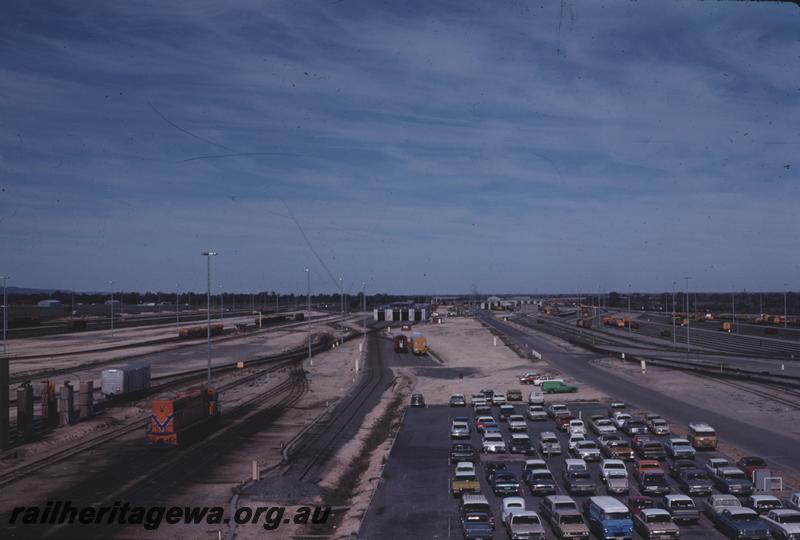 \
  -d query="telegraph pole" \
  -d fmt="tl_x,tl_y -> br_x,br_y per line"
202,252 -> 217,383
